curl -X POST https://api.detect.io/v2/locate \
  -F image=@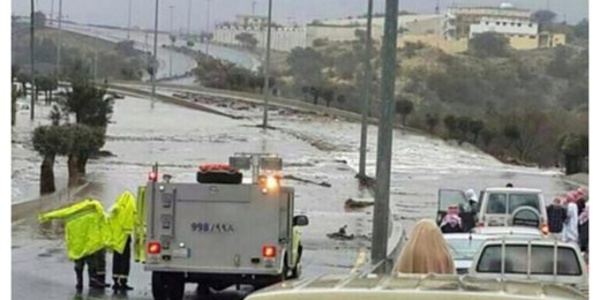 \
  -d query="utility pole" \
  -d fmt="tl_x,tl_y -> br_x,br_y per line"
56,0 -> 62,79
261,0 -> 273,130
151,0 -> 159,109
50,0 -> 54,25
127,0 -> 132,39
30,0 -> 36,121
358,0 -> 374,178
205,0 -> 211,55
371,0 -> 399,266
187,0 -> 192,36
169,5 -> 174,78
